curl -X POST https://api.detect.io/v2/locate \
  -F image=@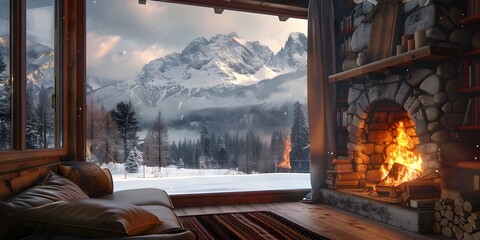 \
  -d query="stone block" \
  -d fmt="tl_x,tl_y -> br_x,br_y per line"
412,110 -> 428,135
366,169 -> 383,181
357,93 -> 371,113
426,27 -> 447,41
404,95 -> 417,110
371,111 -> 388,123
438,14 -> 454,31
427,121 -> 440,132
353,157 -> 364,164
370,154 -> 384,165
445,78 -> 459,101
436,61 -> 456,80
363,143 -> 375,155
440,143 -> 476,164
418,143 -> 440,154
355,164 -> 368,173
404,0 -> 418,13
348,143 -> 364,151
434,92 -> 448,104
431,130 -> 449,143
375,144 -> 384,154
419,95 -> 435,106
449,29 -> 471,45
348,87 -> 363,105
418,0 -> 431,7
383,74 -> 401,84
356,104 -> 368,120
408,98 -> 422,115
407,69 -> 433,86
354,15 -> 365,28
419,132 -> 432,143
449,8 -> 464,26
368,130 -> 393,143
441,102 -> 452,113
440,113 -> 463,130
395,82 -> 412,106
368,123 -> 389,130
351,23 -> 371,52
420,74 -> 442,95
352,115 -> 366,128
425,106 -> 440,121
404,5 -> 436,35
